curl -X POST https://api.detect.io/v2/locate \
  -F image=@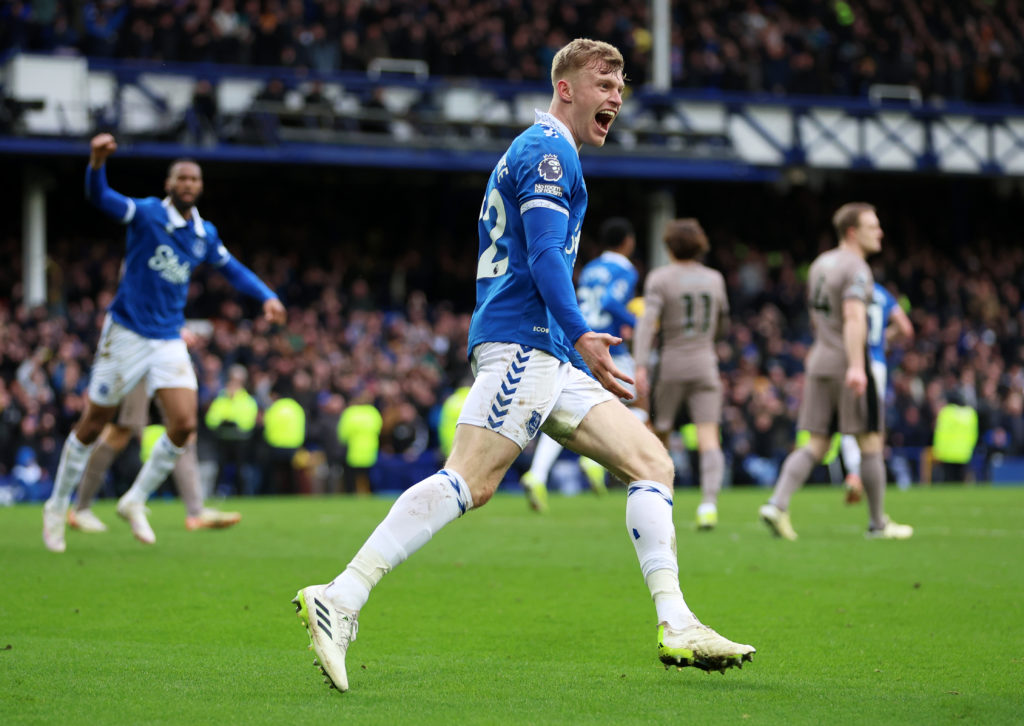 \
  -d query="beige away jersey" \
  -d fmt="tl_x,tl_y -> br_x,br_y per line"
804,247 -> 873,377
634,261 -> 729,381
